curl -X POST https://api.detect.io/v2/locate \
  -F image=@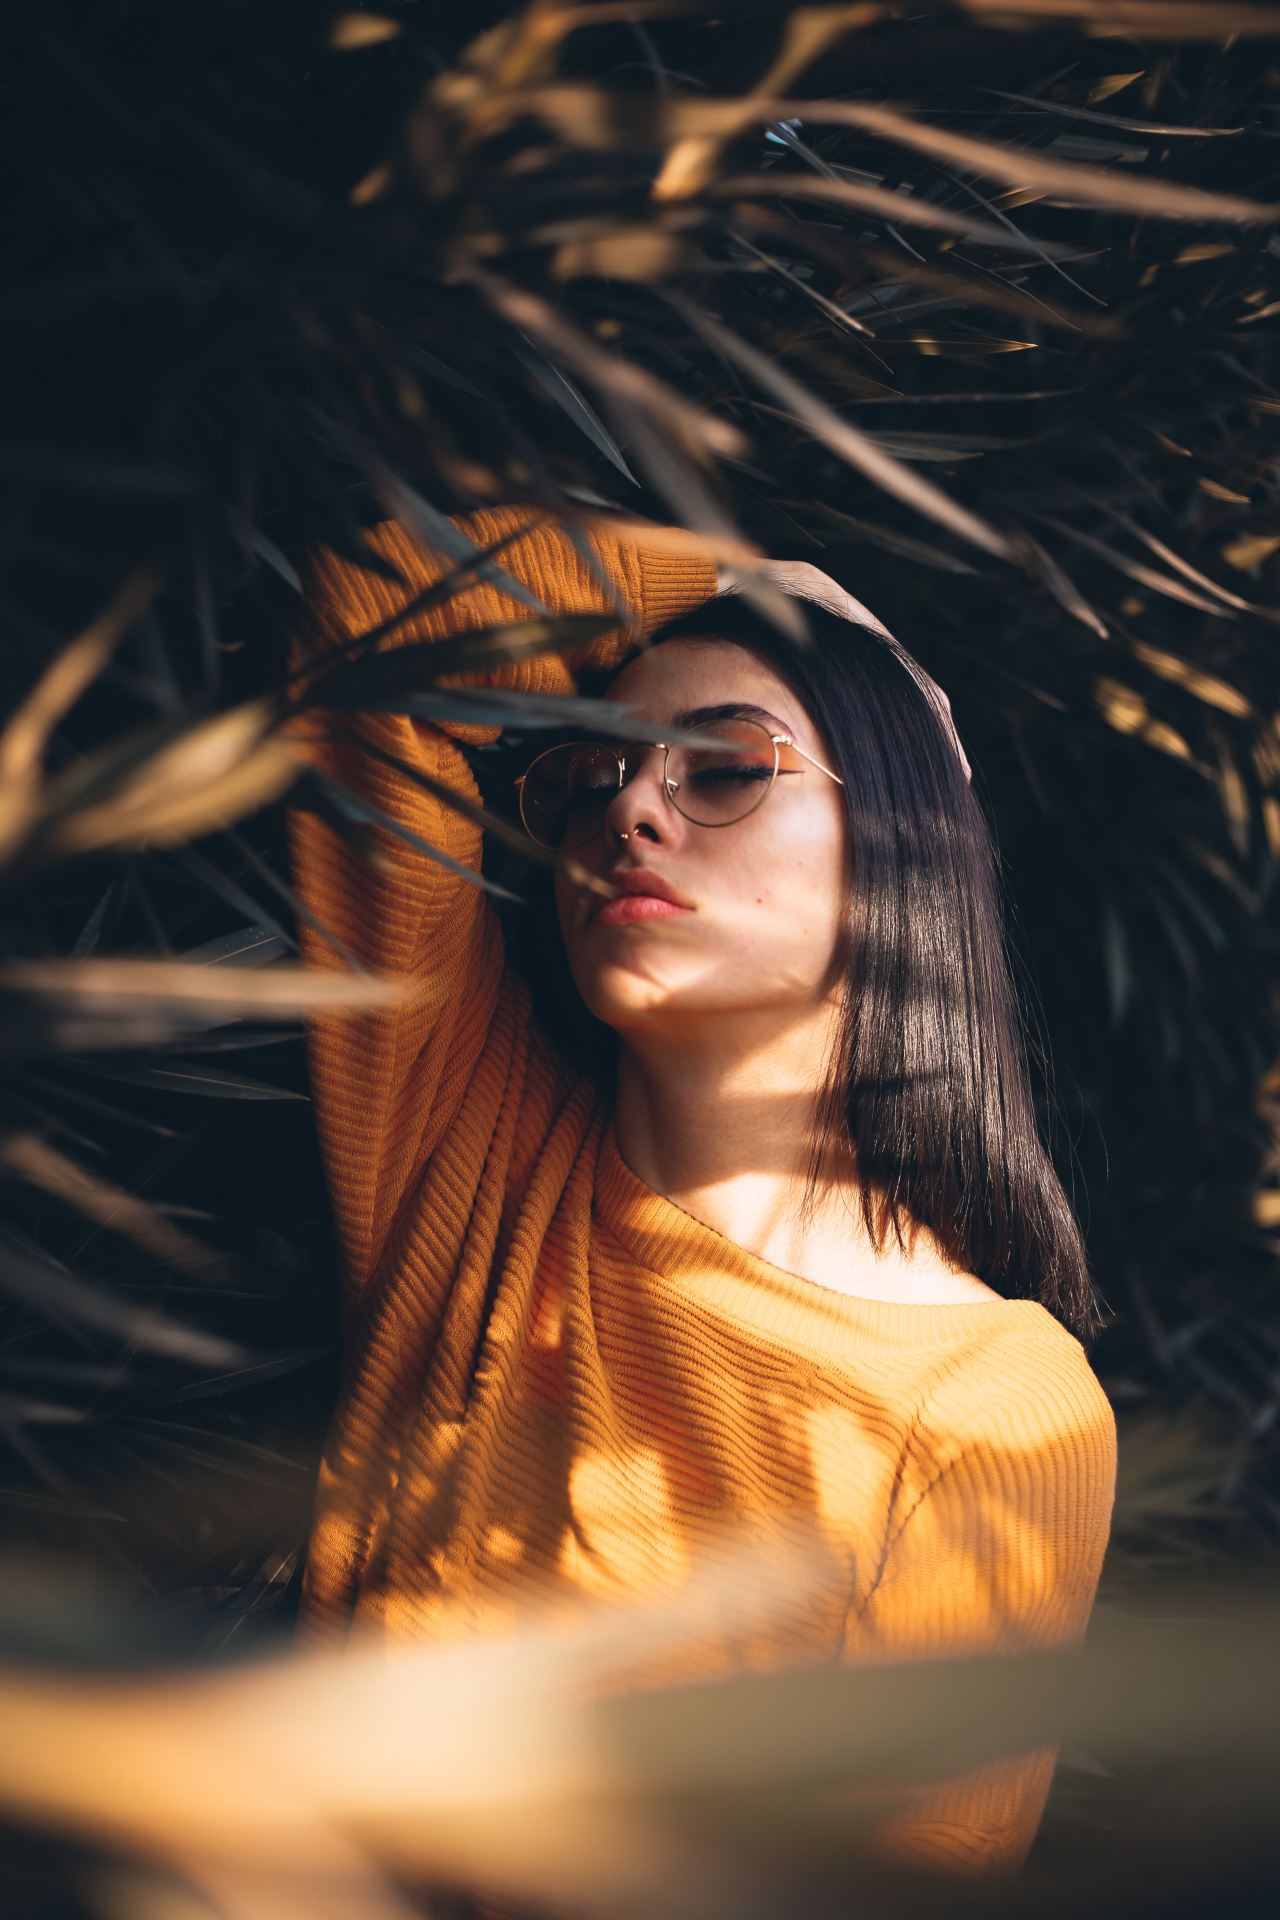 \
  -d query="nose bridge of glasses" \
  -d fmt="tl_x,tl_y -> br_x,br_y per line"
617,739 -> 679,796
